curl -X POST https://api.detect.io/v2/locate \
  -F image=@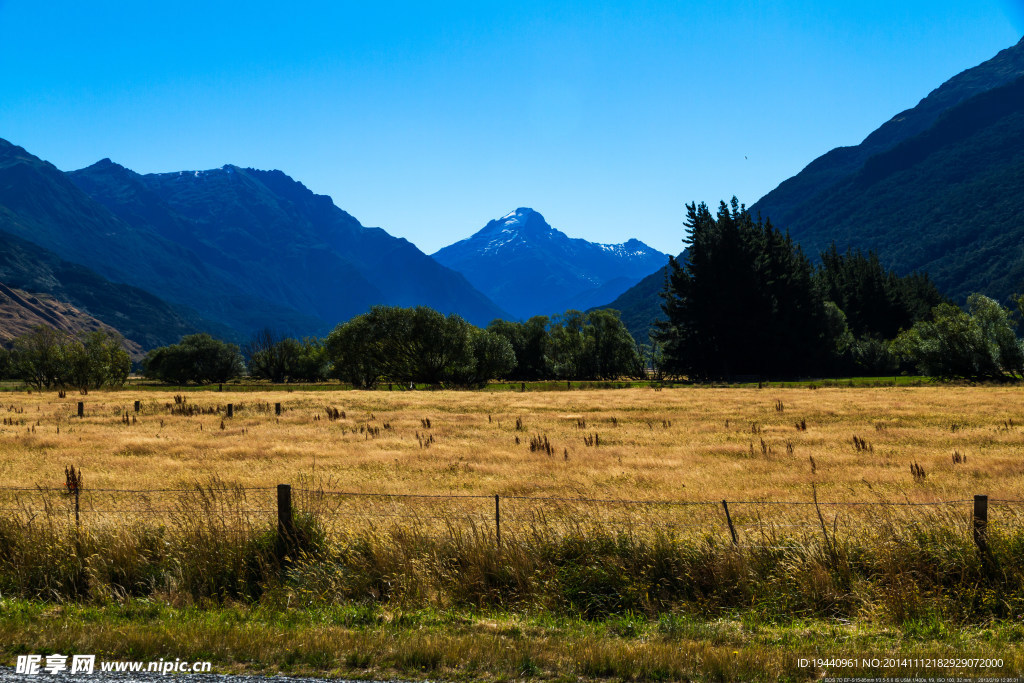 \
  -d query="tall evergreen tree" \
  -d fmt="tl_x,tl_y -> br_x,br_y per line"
816,245 -> 947,340
655,199 -> 835,380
